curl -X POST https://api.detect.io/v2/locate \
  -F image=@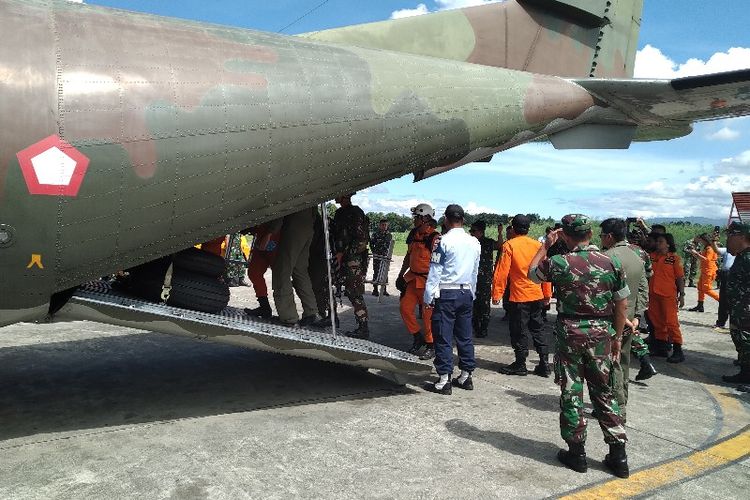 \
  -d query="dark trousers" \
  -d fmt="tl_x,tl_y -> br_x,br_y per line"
717,270 -> 729,327
432,288 -> 475,375
508,300 -> 547,360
